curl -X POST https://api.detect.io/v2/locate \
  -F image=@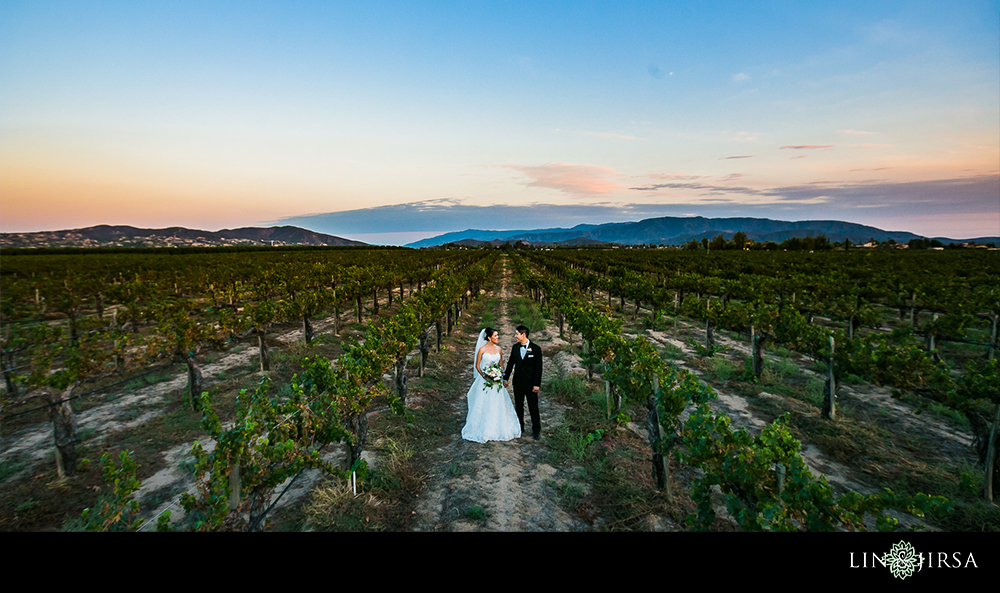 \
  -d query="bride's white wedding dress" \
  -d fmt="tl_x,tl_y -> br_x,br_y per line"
462,350 -> 522,443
